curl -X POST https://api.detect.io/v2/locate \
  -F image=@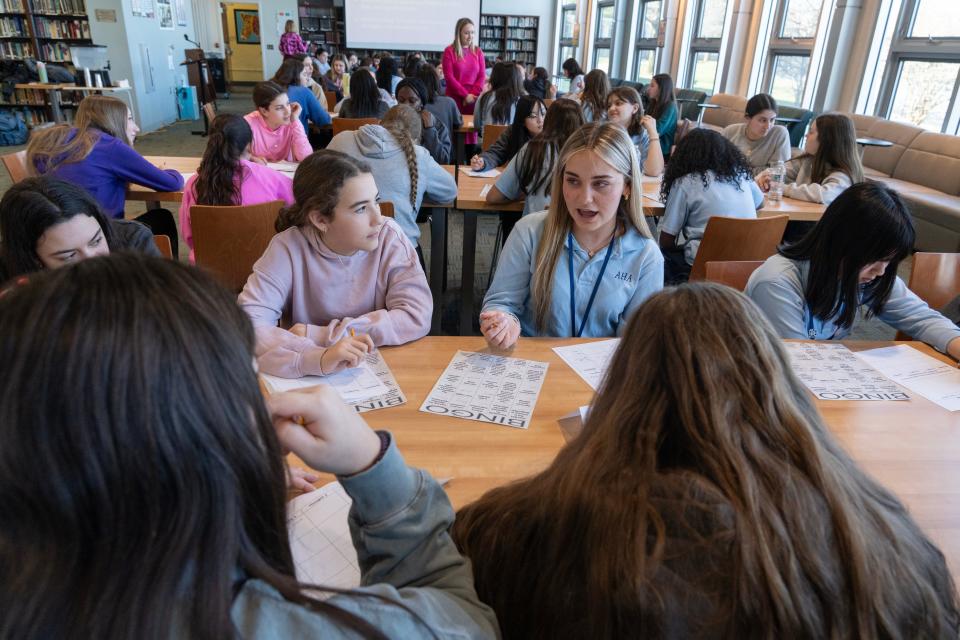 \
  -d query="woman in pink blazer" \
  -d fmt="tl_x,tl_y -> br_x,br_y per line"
442,18 -> 486,145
